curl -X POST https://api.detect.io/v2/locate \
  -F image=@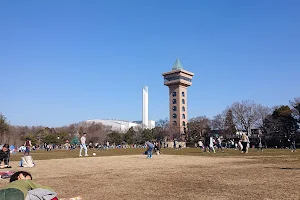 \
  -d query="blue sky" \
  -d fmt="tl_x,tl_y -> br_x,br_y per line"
0,0 -> 299,127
